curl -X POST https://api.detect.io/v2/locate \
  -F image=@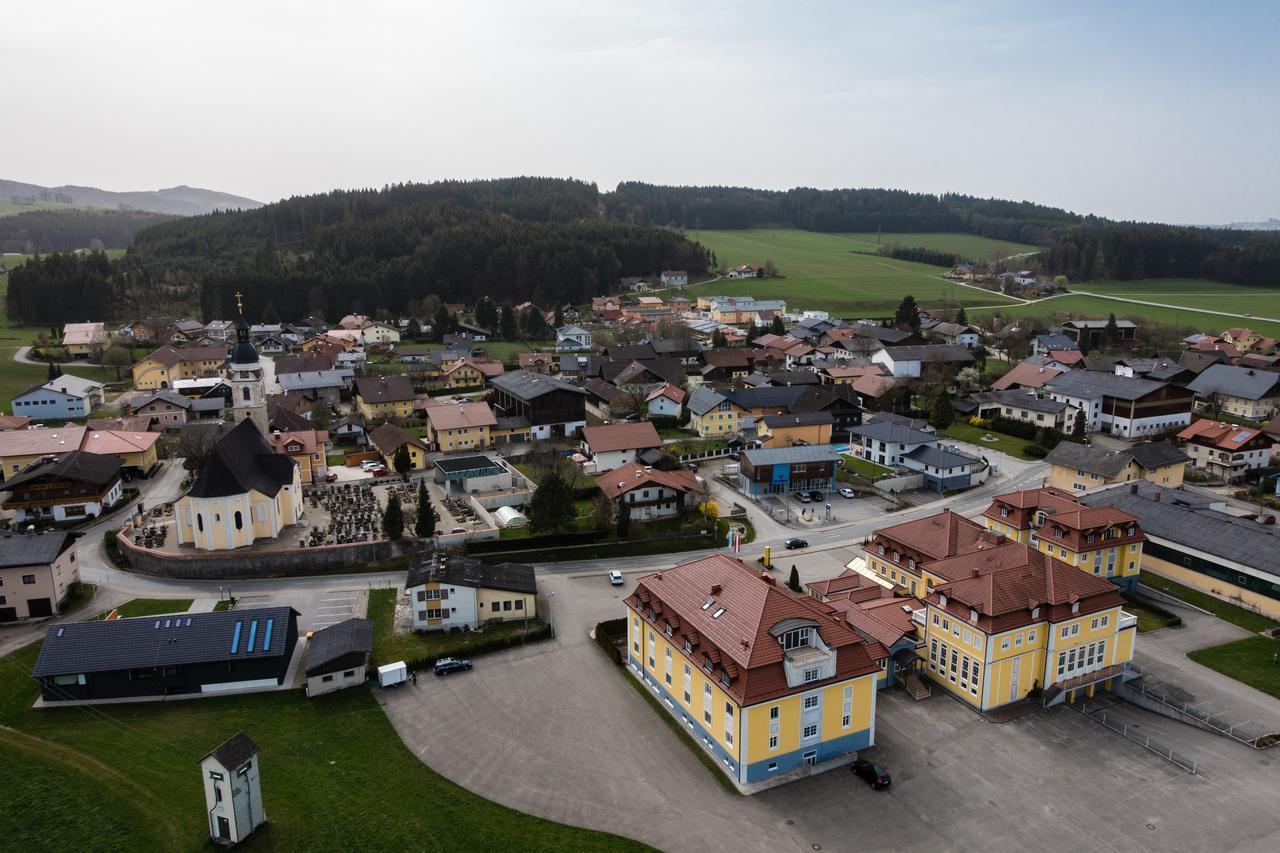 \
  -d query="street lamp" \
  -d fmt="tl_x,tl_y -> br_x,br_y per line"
544,591 -> 556,637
